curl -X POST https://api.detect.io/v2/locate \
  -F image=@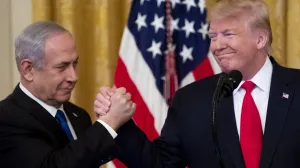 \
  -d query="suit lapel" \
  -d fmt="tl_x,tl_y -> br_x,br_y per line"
12,85 -> 70,144
260,62 -> 295,168
218,96 -> 245,168
64,105 -> 85,138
